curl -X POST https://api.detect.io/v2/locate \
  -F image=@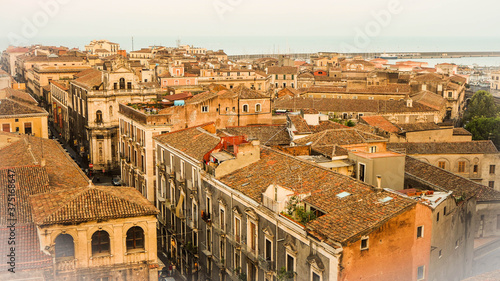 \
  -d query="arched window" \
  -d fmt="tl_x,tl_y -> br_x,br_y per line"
255,104 -> 262,112
242,104 -> 249,113
96,110 -> 103,123
91,230 -> 110,255
109,105 -> 113,117
119,78 -> 125,89
55,234 -> 74,258
126,226 -> 144,250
